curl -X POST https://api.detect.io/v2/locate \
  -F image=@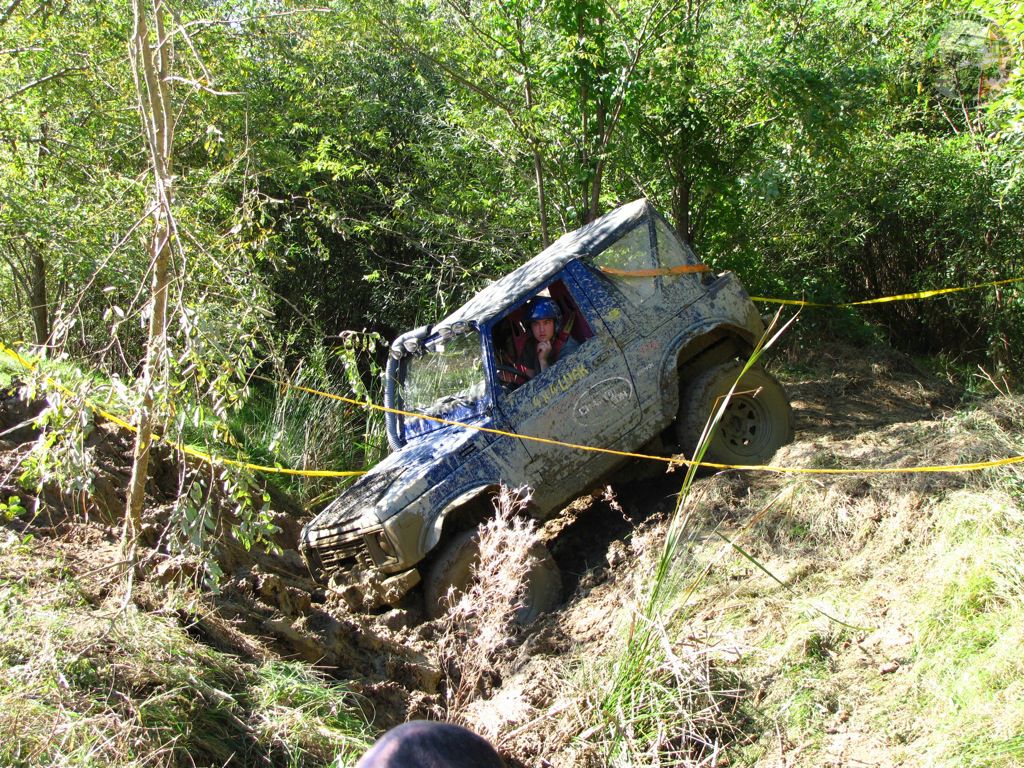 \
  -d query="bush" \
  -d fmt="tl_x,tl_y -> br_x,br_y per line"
719,133 -> 1023,373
